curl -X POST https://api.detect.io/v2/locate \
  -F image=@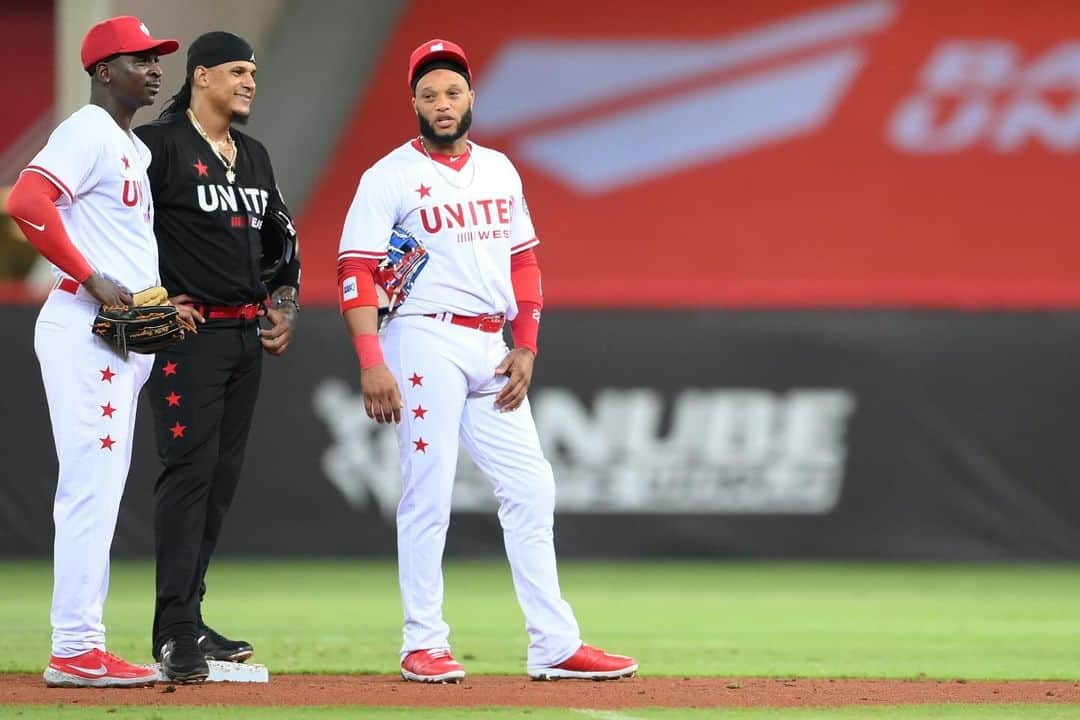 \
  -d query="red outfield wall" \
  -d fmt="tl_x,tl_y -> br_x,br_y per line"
299,0 -> 1080,308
